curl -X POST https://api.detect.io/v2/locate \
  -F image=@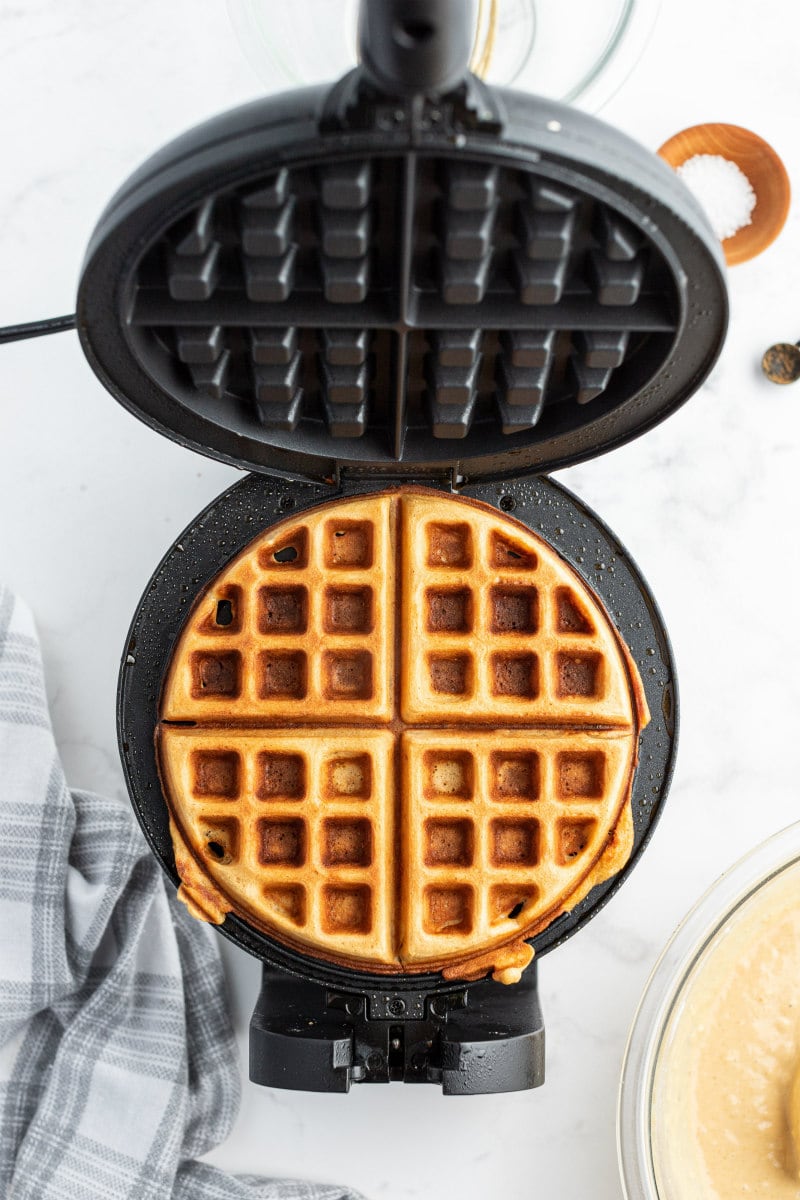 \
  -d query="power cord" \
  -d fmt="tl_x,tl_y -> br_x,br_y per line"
0,314 -> 76,346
